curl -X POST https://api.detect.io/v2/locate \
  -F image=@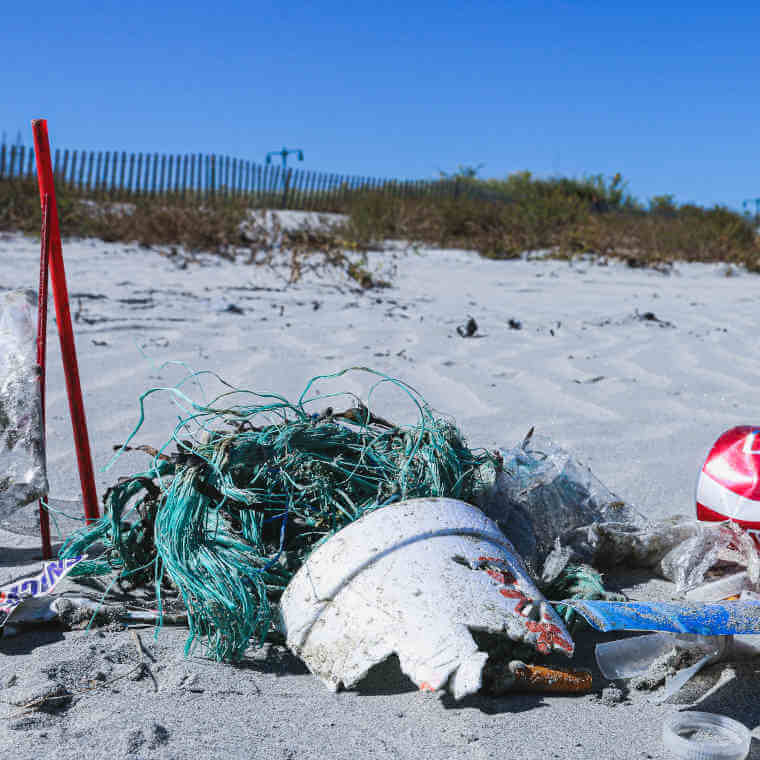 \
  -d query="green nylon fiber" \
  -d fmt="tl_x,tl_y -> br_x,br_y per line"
544,564 -> 626,631
61,367 -> 493,662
